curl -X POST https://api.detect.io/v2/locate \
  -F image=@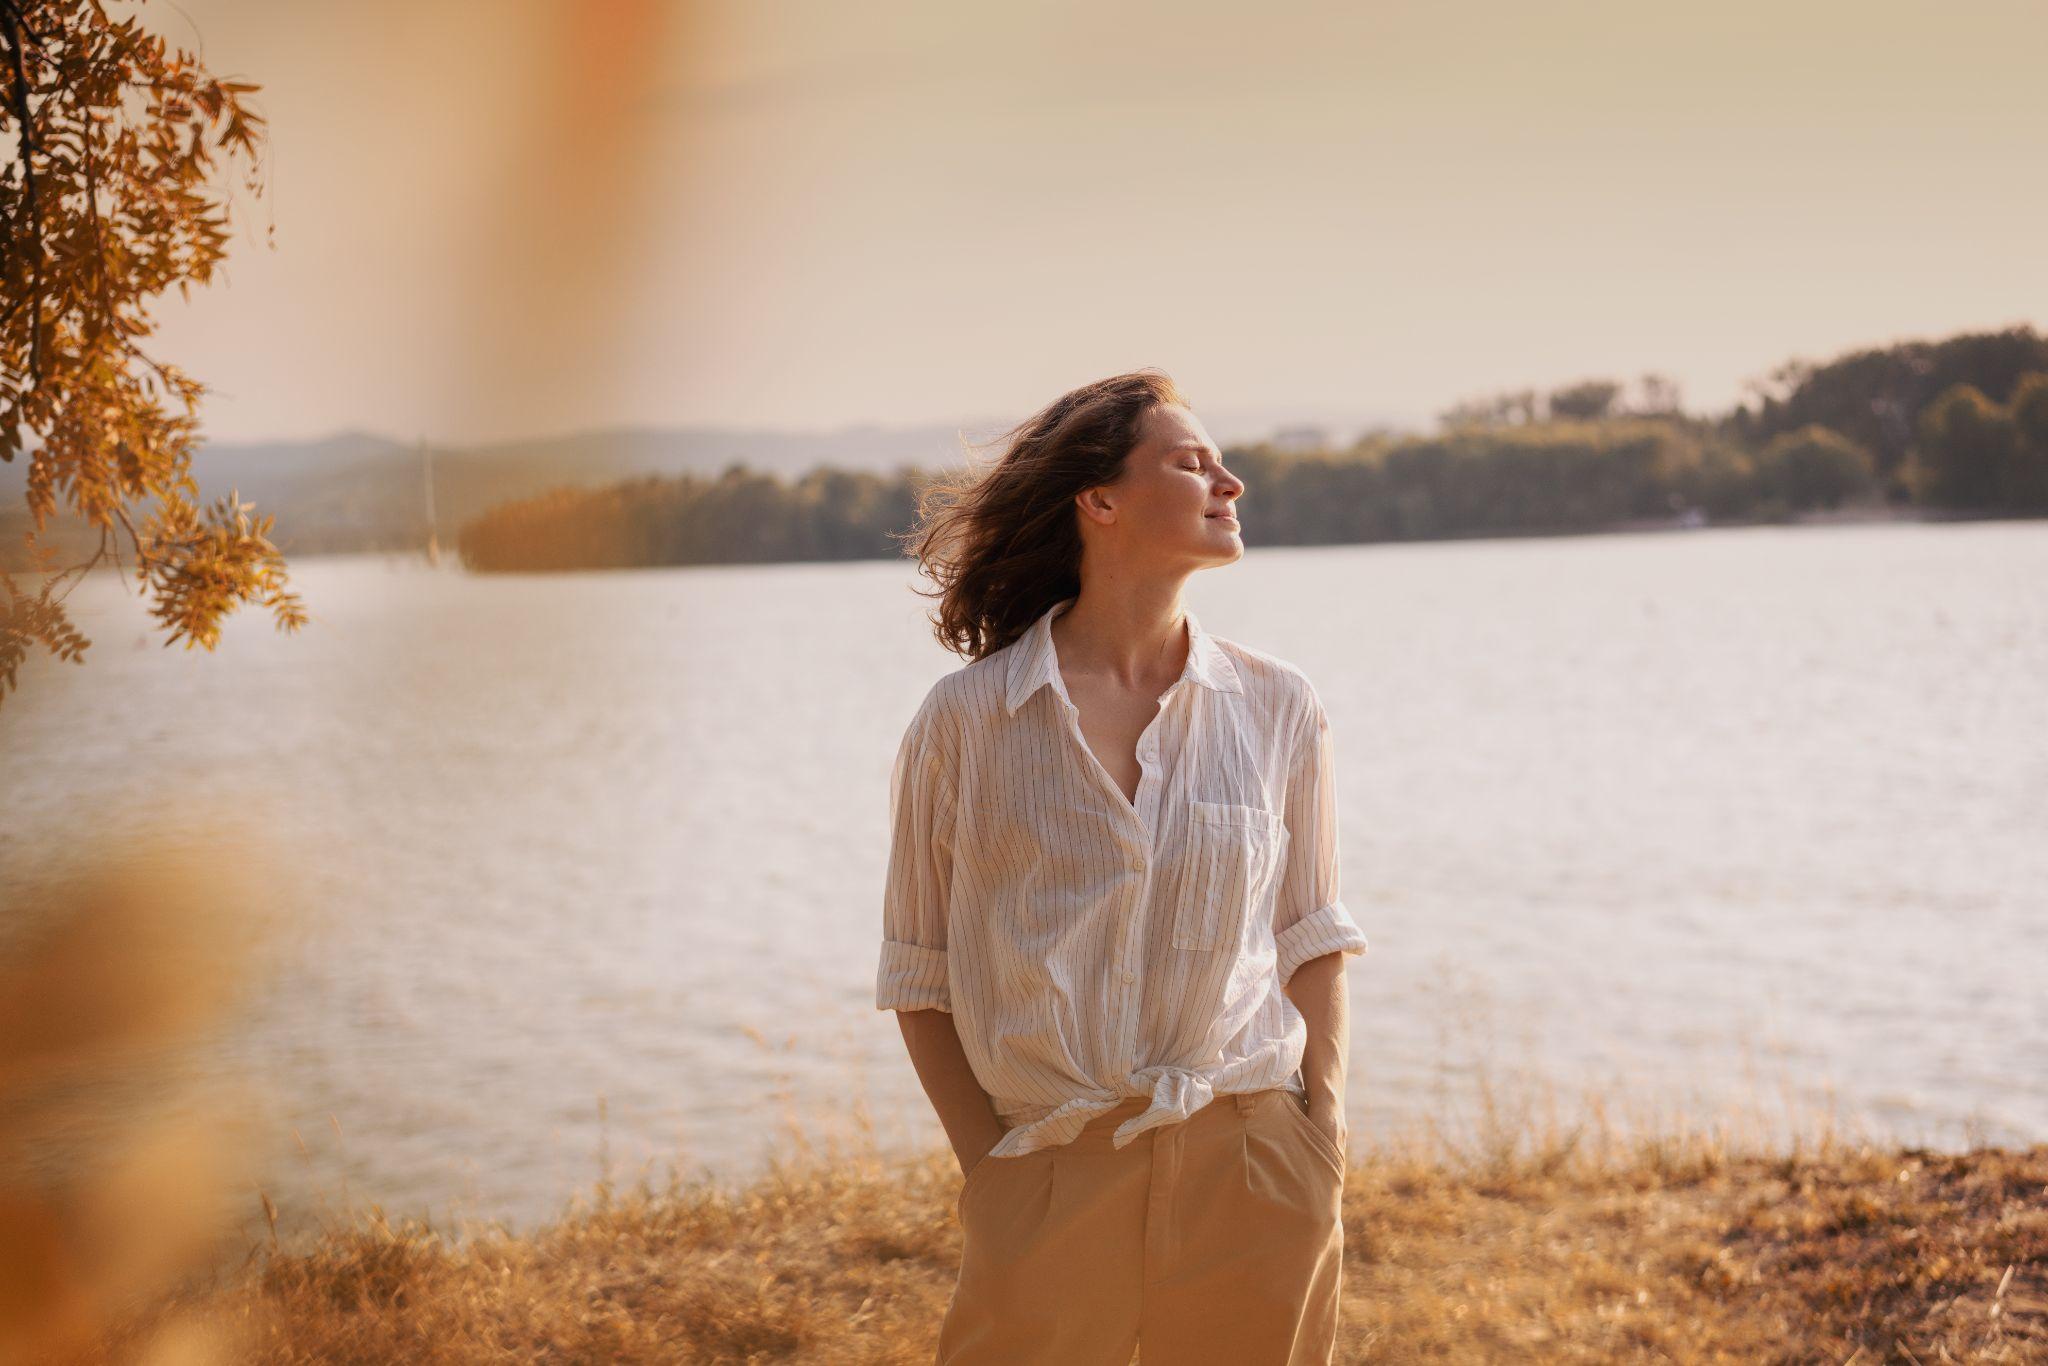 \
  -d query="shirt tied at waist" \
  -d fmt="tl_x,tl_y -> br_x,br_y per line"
985,1066 -> 1216,1159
